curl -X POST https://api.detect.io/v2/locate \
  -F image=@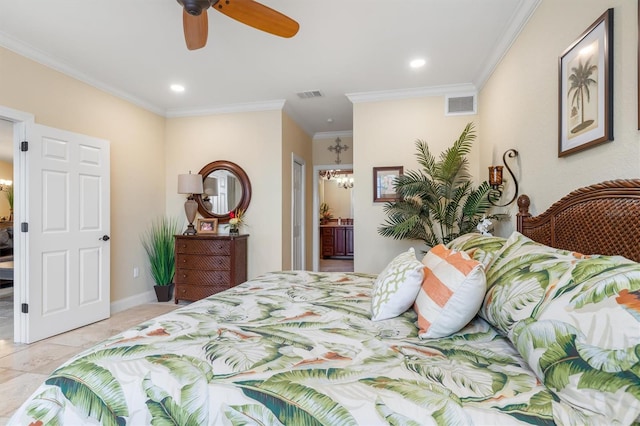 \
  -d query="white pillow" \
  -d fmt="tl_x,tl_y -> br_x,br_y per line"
371,248 -> 424,321
414,244 -> 486,338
